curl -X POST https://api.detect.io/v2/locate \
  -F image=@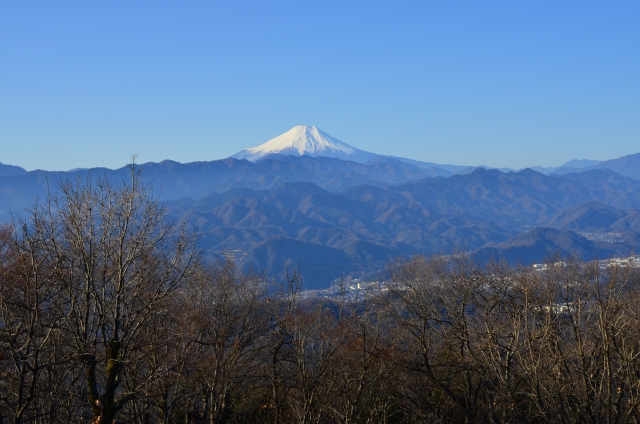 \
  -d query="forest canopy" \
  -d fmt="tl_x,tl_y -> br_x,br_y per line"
2,167 -> 640,424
